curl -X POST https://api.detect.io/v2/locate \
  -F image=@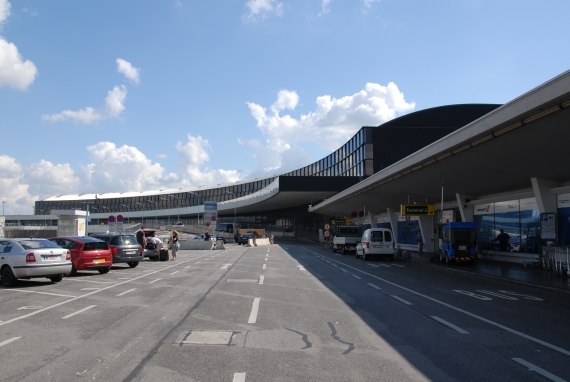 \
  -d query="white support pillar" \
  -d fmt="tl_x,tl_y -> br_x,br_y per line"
387,208 -> 400,243
456,193 -> 474,222
531,178 -> 559,213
